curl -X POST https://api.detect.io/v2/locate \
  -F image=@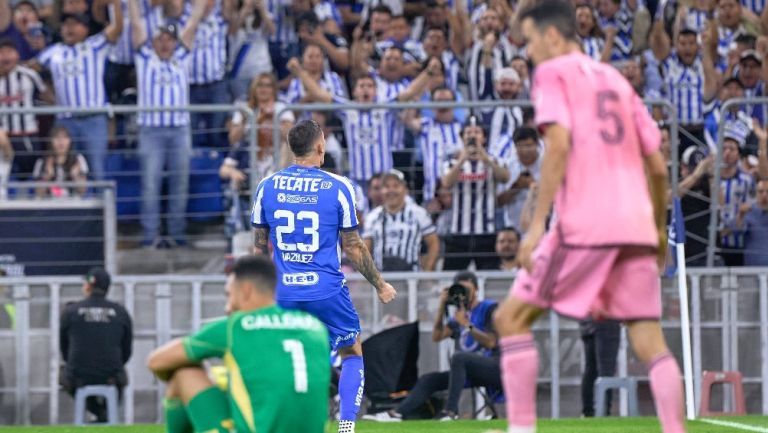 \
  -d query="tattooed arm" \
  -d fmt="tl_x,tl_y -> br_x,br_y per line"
341,229 -> 397,303
253,227 -> 270,255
